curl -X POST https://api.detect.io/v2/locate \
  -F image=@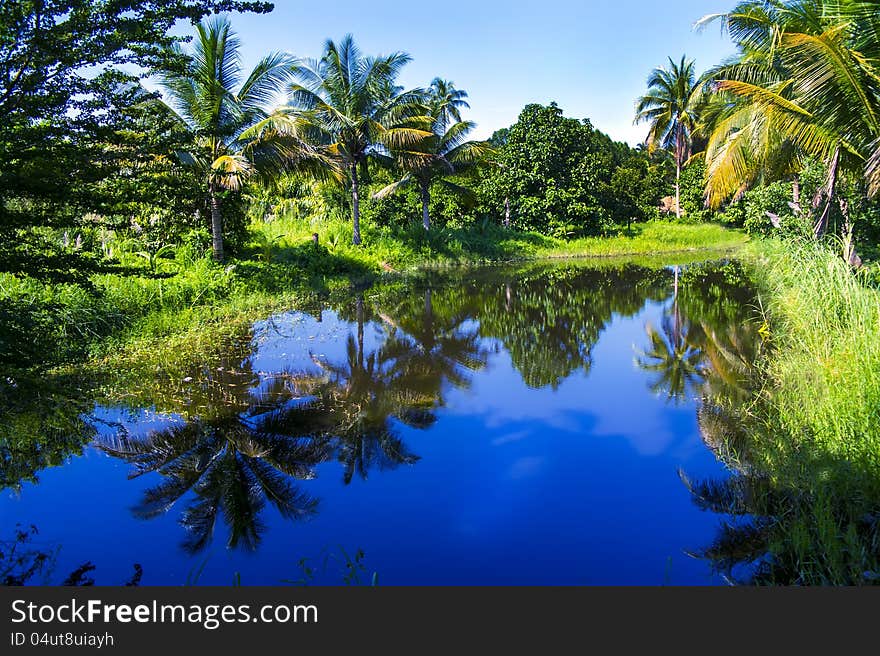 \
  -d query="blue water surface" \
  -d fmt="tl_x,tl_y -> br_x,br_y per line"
1,261 -> 756,585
